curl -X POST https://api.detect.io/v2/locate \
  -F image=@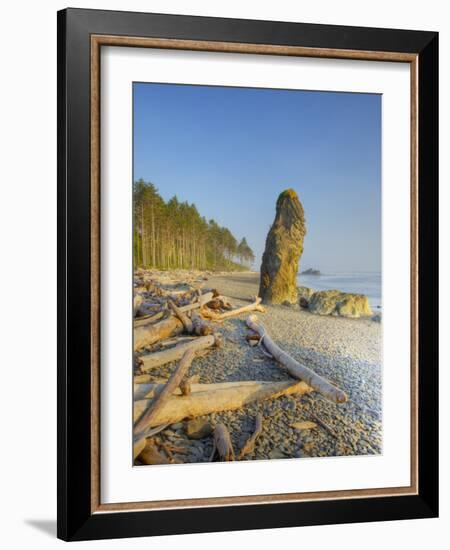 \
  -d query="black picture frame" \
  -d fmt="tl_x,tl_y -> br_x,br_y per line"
57,7 -> 438,541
